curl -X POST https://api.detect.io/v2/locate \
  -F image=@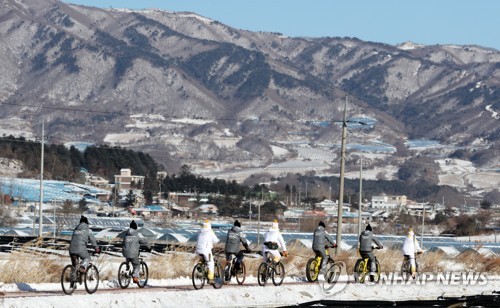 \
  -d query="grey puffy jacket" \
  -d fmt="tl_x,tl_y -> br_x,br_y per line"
359,230 -> 383,252
122,228 -> 149,258
225,226 -> 250,254
312,226 -> 335,251
69,222 -> 97,254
